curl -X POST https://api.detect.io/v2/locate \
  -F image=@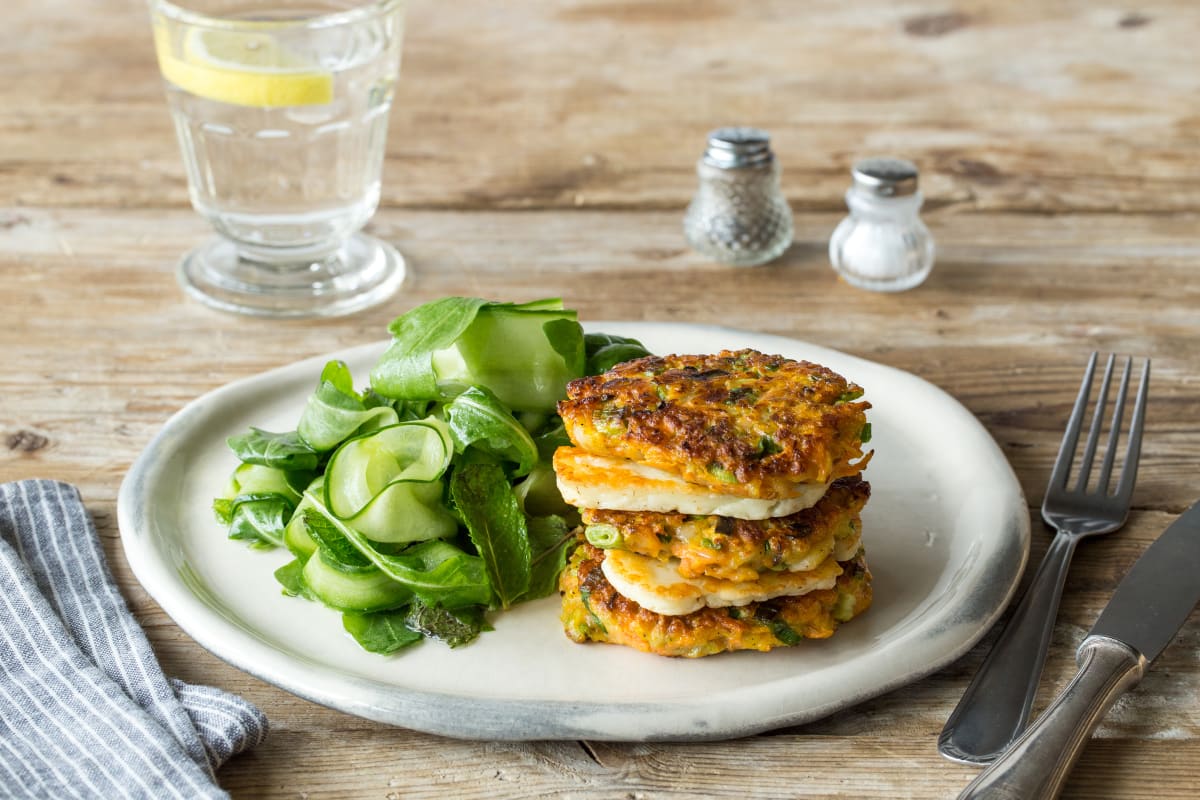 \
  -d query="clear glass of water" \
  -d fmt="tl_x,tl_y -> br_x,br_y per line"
149,0 -> 407,317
